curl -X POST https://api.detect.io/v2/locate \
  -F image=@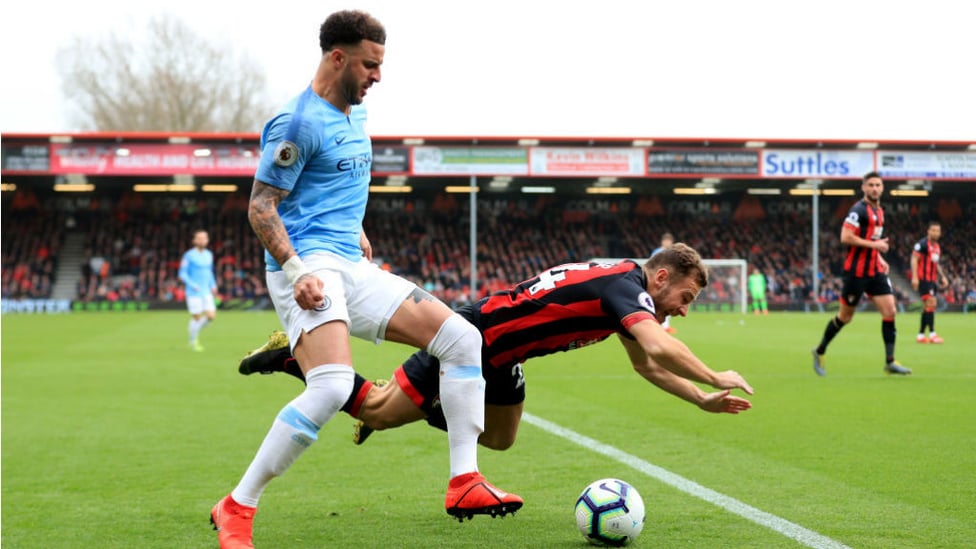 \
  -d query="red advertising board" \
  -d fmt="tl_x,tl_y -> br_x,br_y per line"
48,143 -> 261,176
